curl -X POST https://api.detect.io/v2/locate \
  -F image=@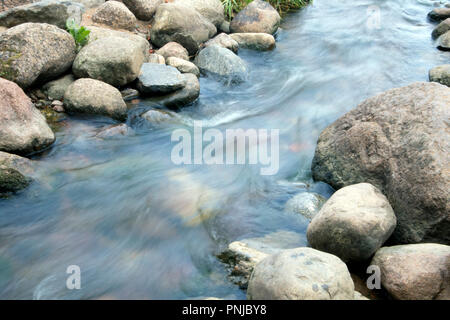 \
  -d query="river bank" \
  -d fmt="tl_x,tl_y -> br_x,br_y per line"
0,0 -> 449,300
